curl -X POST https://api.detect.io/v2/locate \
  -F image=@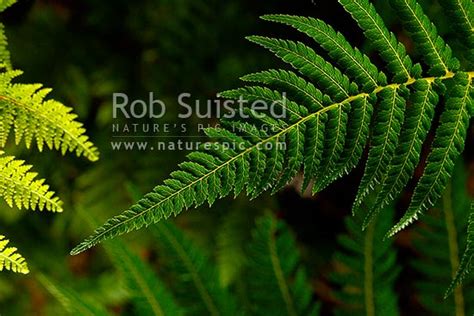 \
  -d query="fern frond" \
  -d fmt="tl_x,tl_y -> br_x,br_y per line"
0,154 -> 62,212
72,0 -> 474,254
38,274 -> 110,316
247,215 -> 320,316
365,79 -> 438,227
106,240 -> 184,316
0,69 -> 99,161
338,0 -> 420,82
0,0 -> 16,13
0,235 -> 28,273
411,168 -> 473,313
332,207 -> 400,315
151,221 -> 237,316
390,0 -> 460,75
388,73 -> 472,237
261,14 -> 386,92
446,202 -> 474,299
